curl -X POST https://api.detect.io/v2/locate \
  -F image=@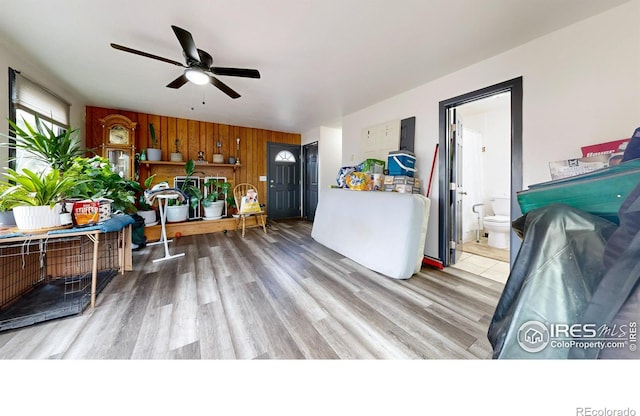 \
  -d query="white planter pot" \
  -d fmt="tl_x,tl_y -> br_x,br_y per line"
203,200 -> 225,219
138,209 -> 157,226
13,205 -> 62,231
147,148 -> 162,161
166,204 -> 188,223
